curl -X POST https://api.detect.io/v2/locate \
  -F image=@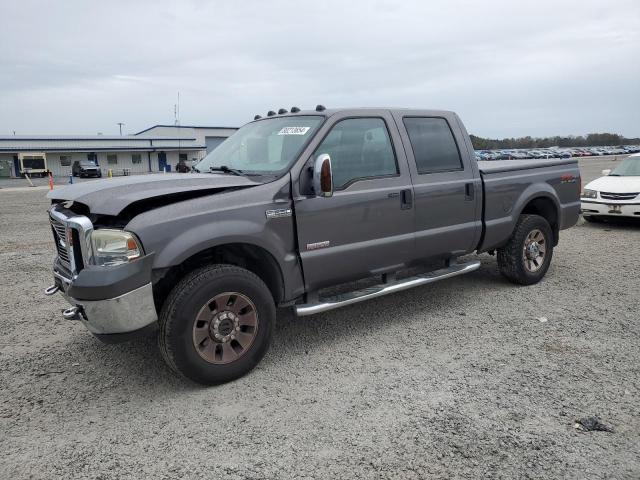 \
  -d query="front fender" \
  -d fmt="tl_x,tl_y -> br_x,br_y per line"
125,176 -> 305,301
152,218 -> 285,269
